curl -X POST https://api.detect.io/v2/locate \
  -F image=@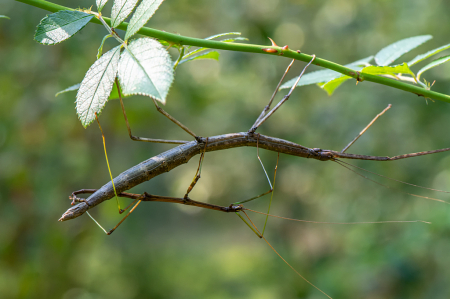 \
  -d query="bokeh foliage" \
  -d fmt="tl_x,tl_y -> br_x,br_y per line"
2,0 -> 450,298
